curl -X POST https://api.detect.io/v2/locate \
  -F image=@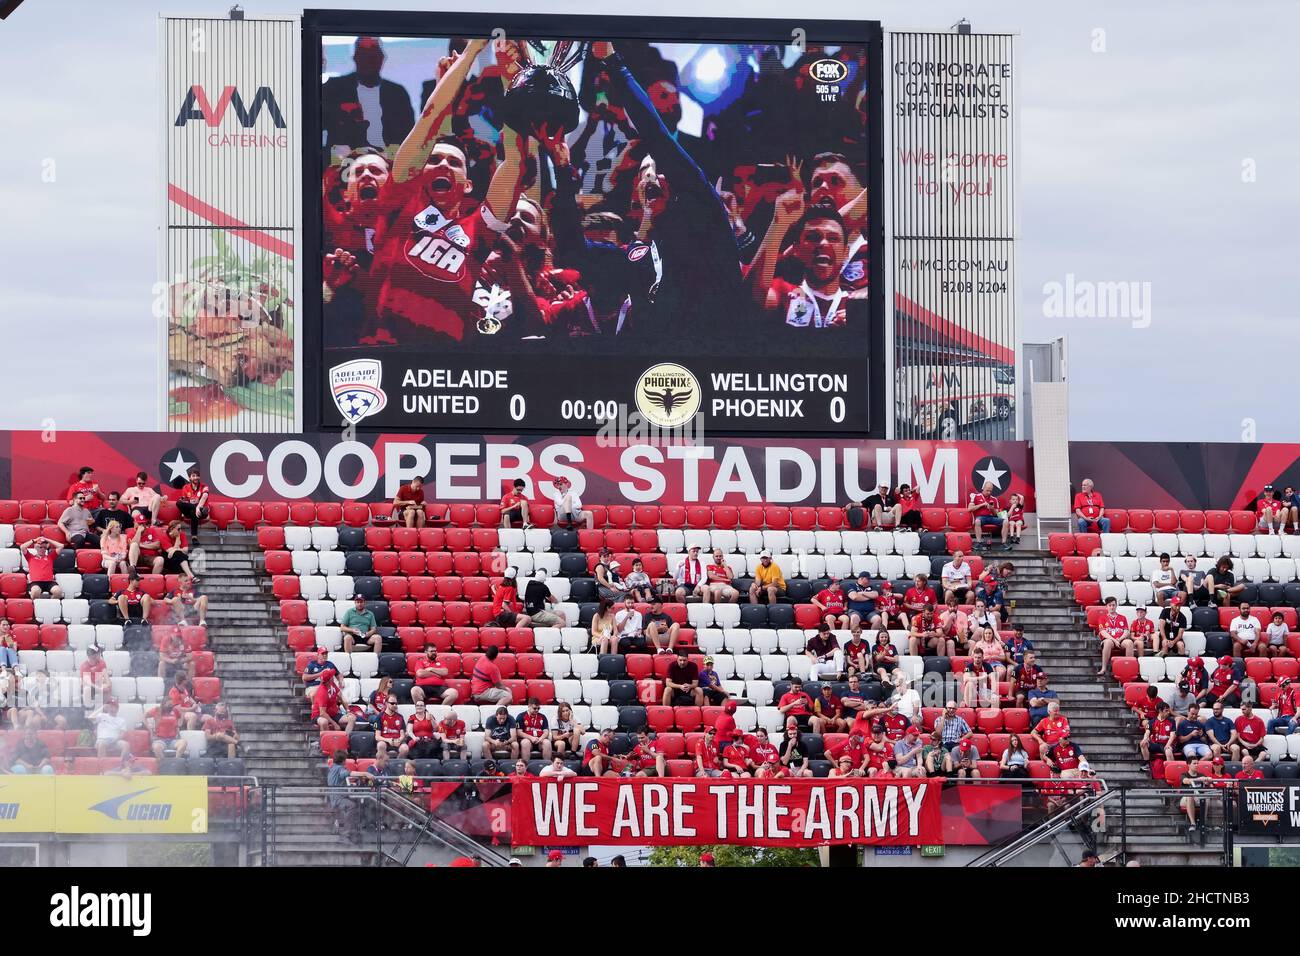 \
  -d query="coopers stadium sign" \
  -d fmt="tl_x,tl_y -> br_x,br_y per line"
2,432 -> 1033,508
